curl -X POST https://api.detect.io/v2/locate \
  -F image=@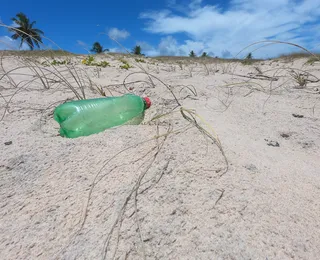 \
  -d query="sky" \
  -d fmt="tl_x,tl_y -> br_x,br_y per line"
1,0 -> 320,58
